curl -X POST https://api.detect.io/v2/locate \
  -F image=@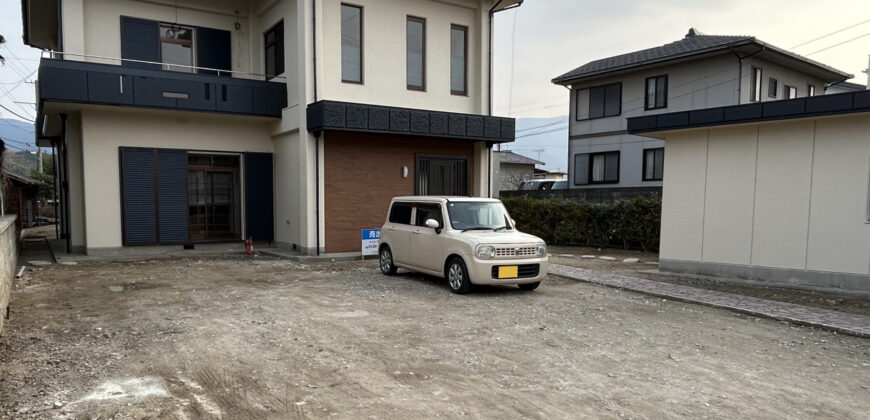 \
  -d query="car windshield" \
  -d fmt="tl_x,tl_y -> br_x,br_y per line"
446,201 -> 512,231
